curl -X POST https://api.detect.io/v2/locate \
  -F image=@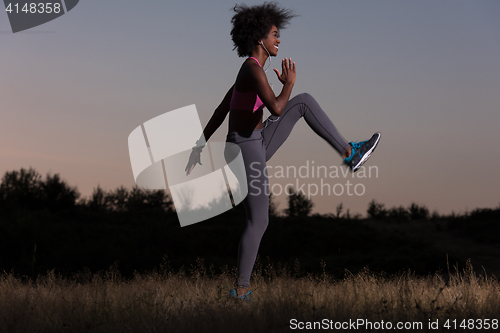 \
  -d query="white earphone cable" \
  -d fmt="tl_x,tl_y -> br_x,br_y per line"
260,41 -> 271,73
